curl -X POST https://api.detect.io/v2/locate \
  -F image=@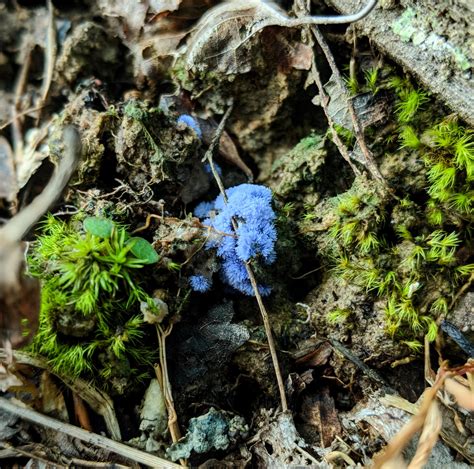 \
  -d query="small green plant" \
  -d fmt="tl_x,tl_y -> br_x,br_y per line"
364,67 -> 379,94
28,215 -> 159,393
327,308 -> 352,324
